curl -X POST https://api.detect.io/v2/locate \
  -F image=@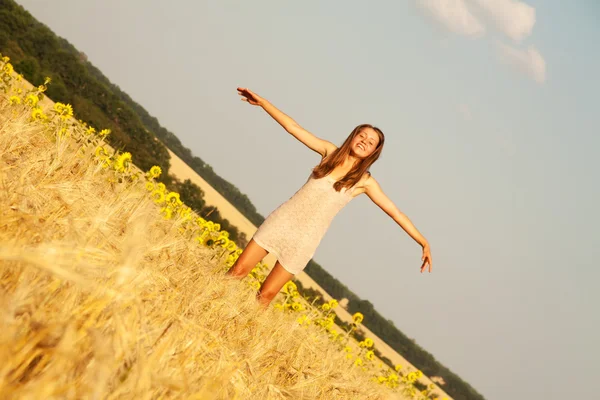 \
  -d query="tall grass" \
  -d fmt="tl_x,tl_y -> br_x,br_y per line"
0,81 -> 406,399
